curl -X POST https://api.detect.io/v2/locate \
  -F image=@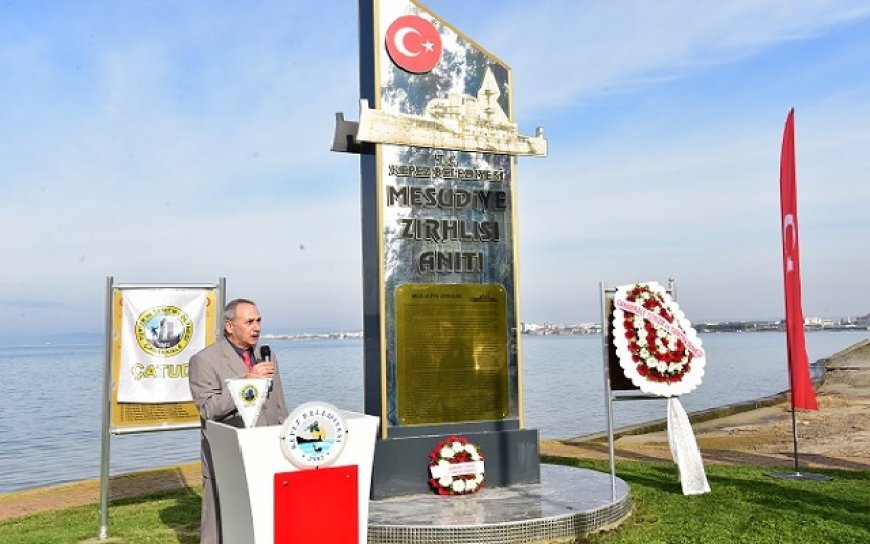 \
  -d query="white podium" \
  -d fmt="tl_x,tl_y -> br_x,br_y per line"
205,410 -> 379,544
